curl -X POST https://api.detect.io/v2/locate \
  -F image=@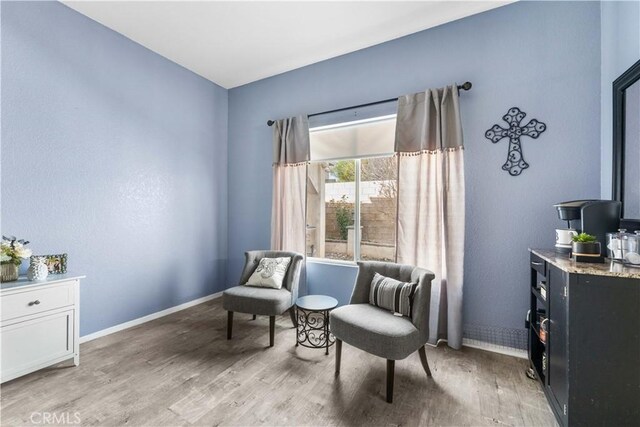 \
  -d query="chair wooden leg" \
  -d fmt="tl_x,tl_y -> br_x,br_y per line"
227,311 -> 233,340
418,346 -> 433,377
252,314 -> 256,320
269,316 -> 275,347
288,307 -> 297,328
386,359 -> 395,403
335,339 -> 342,375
